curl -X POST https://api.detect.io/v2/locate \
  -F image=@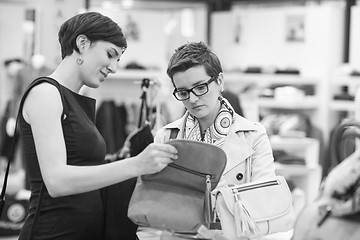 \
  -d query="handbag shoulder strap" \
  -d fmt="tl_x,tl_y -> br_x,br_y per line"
0,77 -> 67,216
246,156 -> 252,183
0,116 -> 18,215
138,78 -> 150,128
169,128 -> 179,140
